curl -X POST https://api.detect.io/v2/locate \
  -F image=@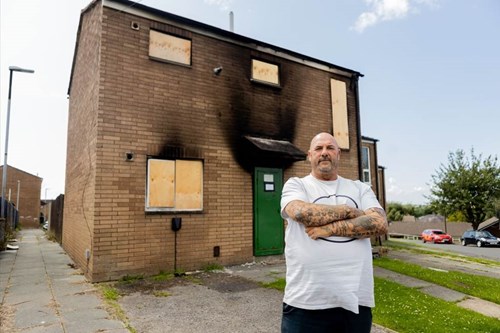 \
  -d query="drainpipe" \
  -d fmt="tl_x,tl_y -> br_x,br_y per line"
352,73 -> 363,180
